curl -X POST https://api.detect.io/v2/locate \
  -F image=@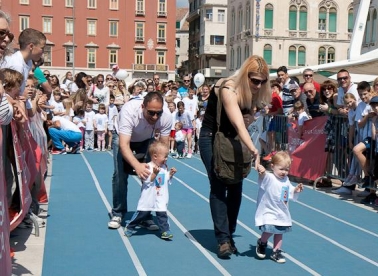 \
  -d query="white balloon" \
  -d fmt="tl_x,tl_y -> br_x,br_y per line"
115,69 -> 129,80
193,73 -> 205,88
